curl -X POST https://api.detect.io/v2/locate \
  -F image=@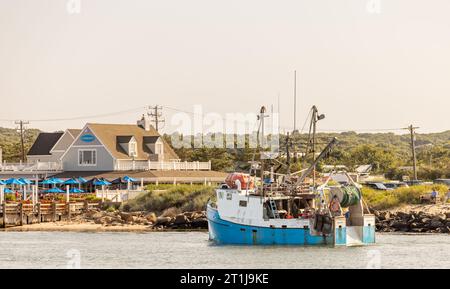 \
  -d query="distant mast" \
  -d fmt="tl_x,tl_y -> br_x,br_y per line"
293,70 -> 297,133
